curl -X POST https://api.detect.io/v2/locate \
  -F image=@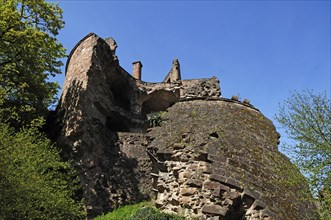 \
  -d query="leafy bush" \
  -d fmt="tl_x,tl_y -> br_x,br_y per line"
0,124 -> 85,219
